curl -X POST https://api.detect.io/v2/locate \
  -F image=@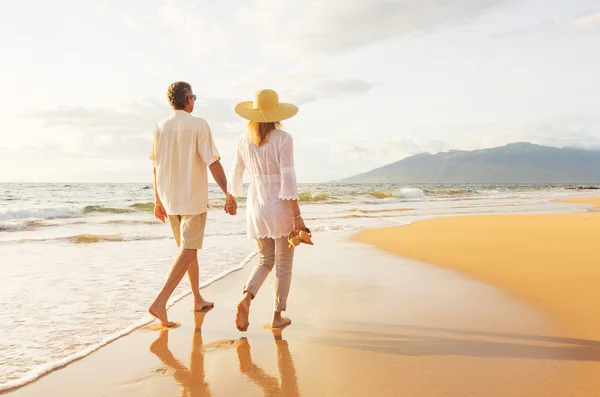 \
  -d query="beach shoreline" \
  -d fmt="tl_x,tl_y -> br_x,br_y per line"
5,197 -> 600,396
6,227 -> 597,396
